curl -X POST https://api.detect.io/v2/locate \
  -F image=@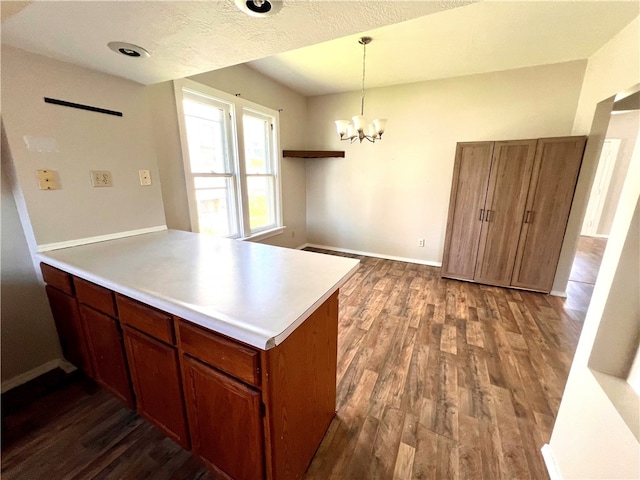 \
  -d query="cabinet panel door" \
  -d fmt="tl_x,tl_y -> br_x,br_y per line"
511,136 -> 586,291
475,140 -> 537,286
81,305 -> 134,408
123,327 -> 189,448
441,142 -> 494,280
183,356 -> 264,480
45,285 -> 93,376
